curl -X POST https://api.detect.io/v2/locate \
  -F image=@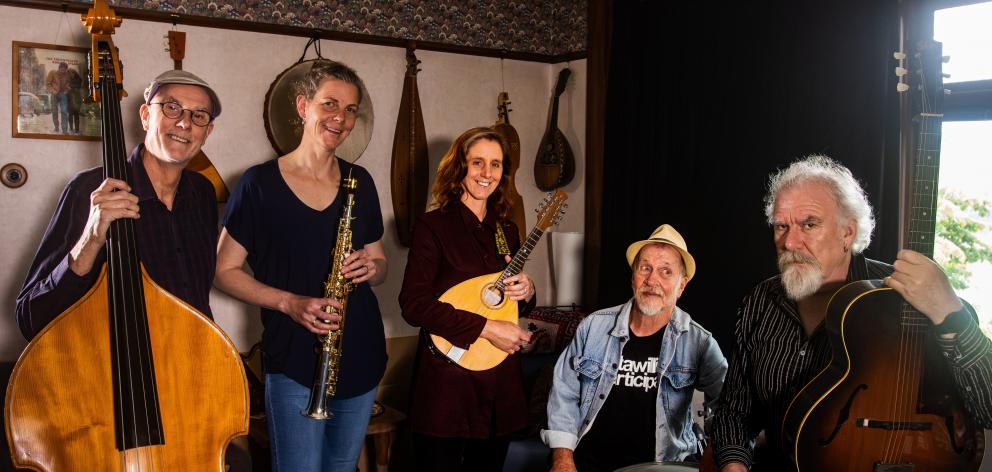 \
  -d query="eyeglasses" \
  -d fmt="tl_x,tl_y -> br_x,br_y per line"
149,101 -> 213,127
